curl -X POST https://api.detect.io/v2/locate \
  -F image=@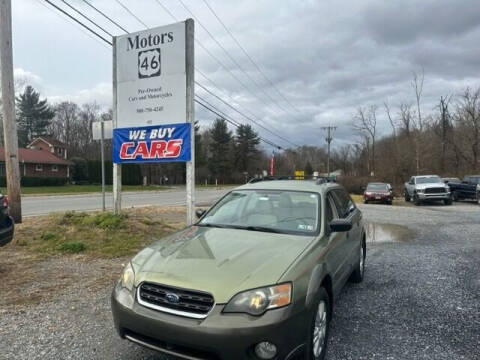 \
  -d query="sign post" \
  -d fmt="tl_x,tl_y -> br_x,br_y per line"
93,120 -> 113,211
112,20 -> 195,223
185,19 -> 195,225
